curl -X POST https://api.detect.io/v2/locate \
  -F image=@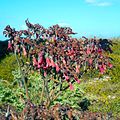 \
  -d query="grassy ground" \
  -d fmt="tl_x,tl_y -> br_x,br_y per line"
82,38 -> 120,117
